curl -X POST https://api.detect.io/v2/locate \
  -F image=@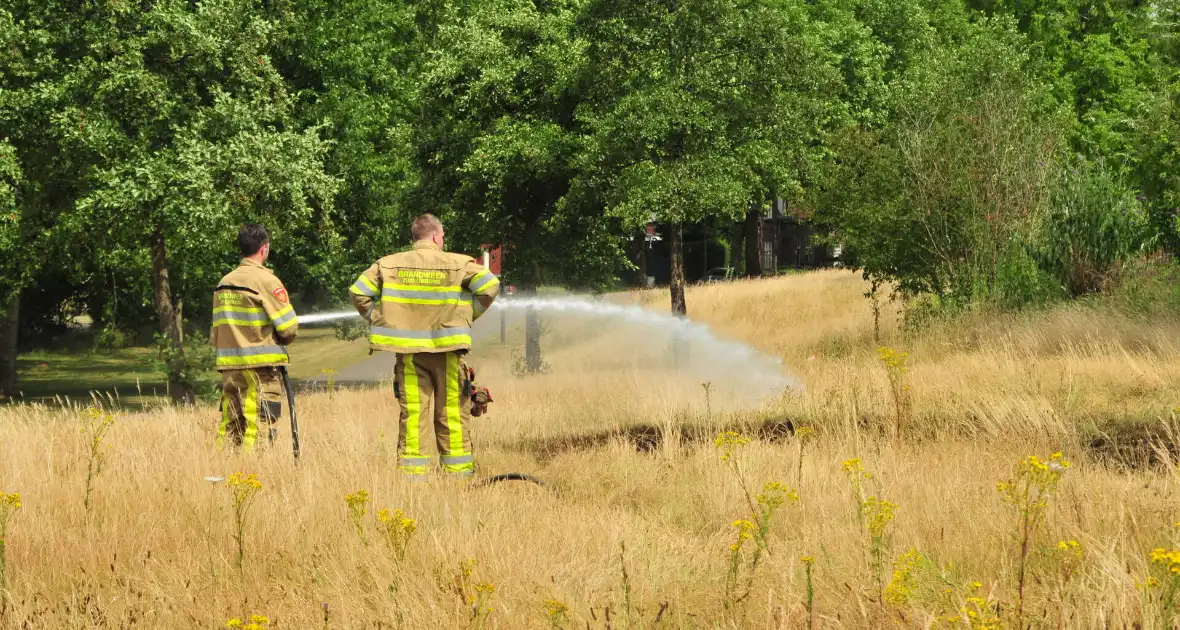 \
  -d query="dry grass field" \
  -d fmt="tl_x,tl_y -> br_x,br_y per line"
4,269 -> 1180,629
